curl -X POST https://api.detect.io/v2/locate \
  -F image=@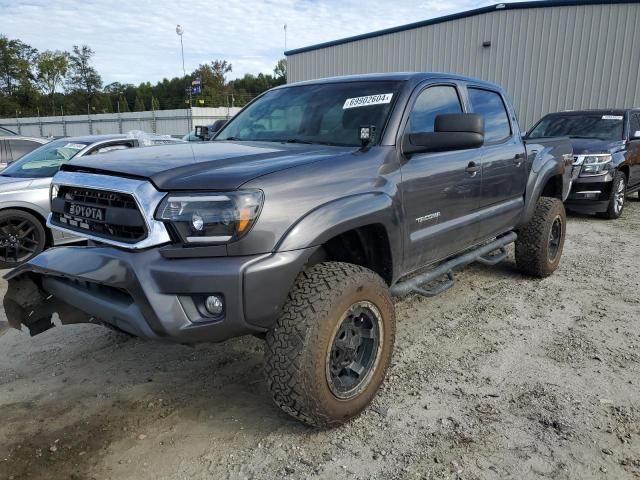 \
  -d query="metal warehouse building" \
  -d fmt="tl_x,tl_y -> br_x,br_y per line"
285,0 -> 640,128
